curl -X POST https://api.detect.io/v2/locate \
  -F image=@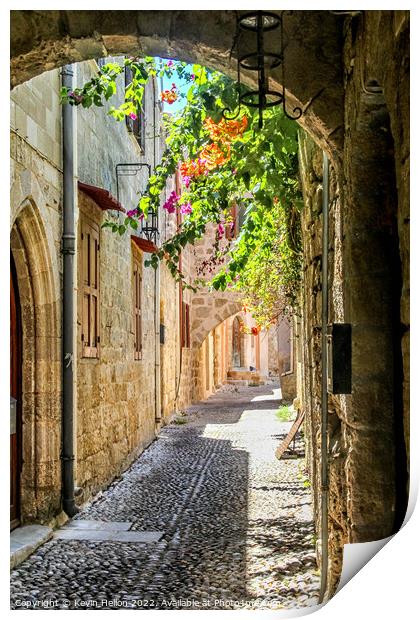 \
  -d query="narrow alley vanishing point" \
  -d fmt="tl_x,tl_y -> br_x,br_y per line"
10,384 -> 319,610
